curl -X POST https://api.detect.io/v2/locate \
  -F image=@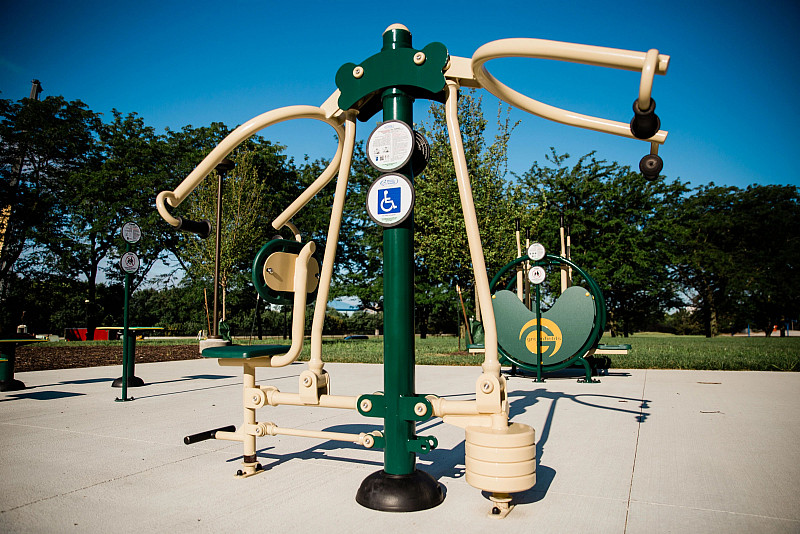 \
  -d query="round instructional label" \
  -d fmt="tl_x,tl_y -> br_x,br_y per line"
120,252 -> 140,274
366,174 -> 415,227
366,120 -> 415,172
122,221 -> 141,244
528,265 -> 546,285
527,242 -> 546,261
